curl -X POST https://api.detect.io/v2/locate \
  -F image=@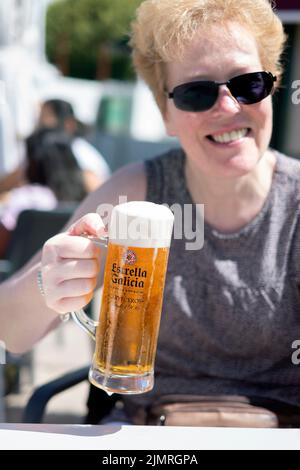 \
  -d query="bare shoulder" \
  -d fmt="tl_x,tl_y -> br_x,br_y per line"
66,161 -> 147,227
